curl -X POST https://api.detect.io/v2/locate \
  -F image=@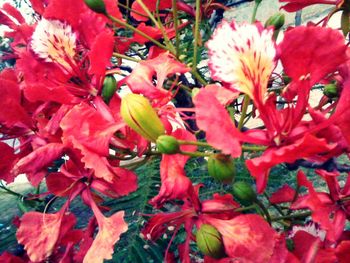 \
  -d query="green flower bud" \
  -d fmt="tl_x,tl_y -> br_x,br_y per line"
156,135 -> 180,154
232,181 -> 257,204
120,94 -> 165,142
102,75 -> 117,103
208,155 -> 236,183
84,0 -> 106,14
196,224 -> 225,259
324,83 -> 339,98
265,13 -> 285,31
